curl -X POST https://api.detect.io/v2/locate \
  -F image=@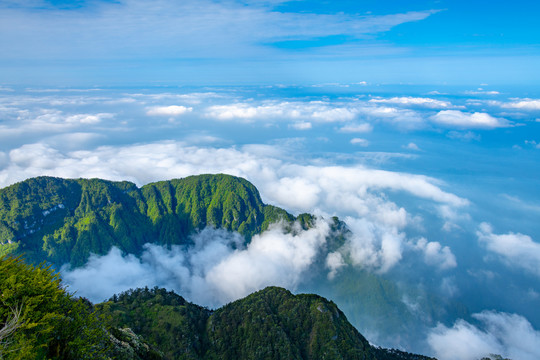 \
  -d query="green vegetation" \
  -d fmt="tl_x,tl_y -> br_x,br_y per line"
0,255 -> 110,359
0,174 -> 460,360
0,175 -> 294,267
0,254 -> 435,360
204,287 -> 376,360
97,286 -> 435,360
96,287 -> 210,360
0,255 -> 163,360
